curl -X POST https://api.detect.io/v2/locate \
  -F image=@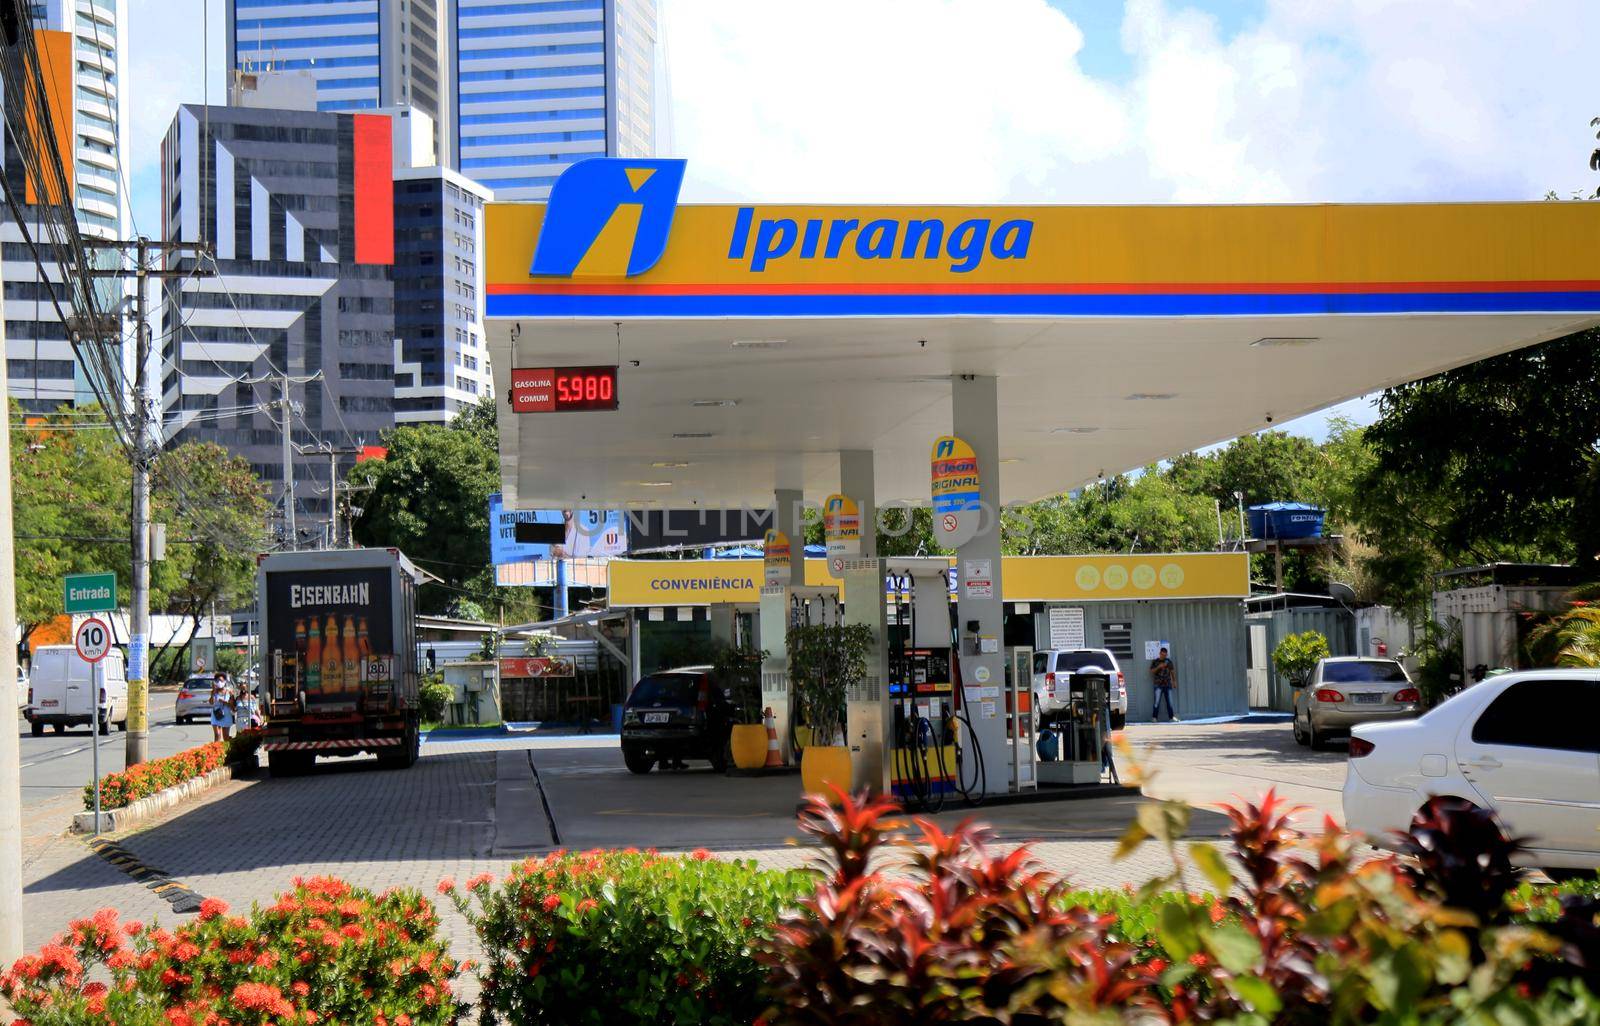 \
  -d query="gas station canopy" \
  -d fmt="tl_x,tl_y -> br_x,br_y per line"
485,160 -> 1600,510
